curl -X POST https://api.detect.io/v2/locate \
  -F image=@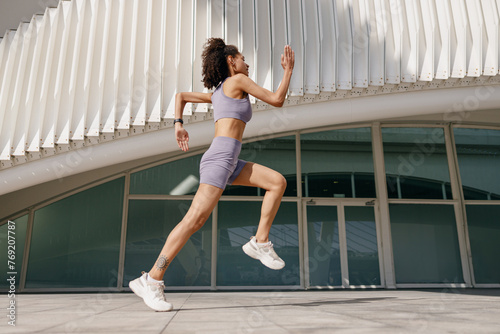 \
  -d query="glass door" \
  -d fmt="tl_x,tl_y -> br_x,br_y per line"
304,201 -> 383,289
